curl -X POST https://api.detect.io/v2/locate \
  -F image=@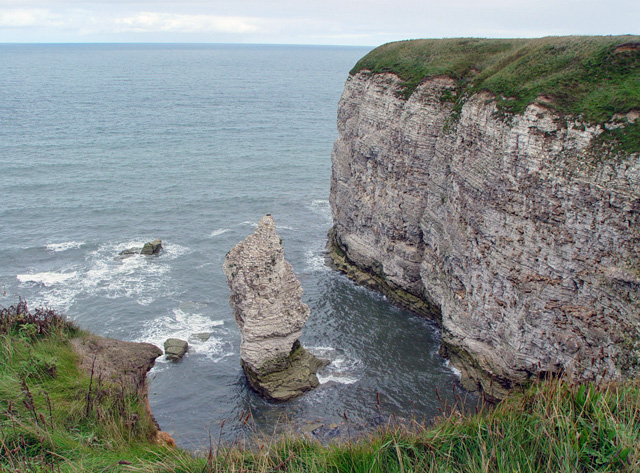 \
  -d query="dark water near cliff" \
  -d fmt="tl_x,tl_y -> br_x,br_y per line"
0,44 -> 469,448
